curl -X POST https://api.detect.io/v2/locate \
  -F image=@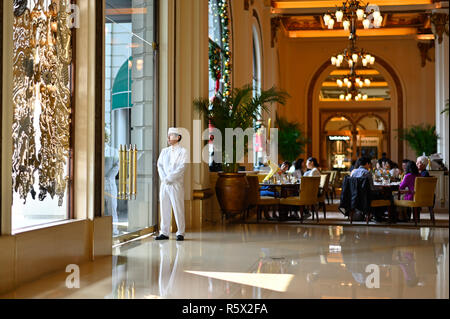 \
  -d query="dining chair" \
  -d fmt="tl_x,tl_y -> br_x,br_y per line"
328,170 -> 337,203
394,177 -> 438,226
366,199 -> 392,225
280,176 -> 321,223
341,176 -> 392,225
246,175 -> 280,222
318,174 -> 330,220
